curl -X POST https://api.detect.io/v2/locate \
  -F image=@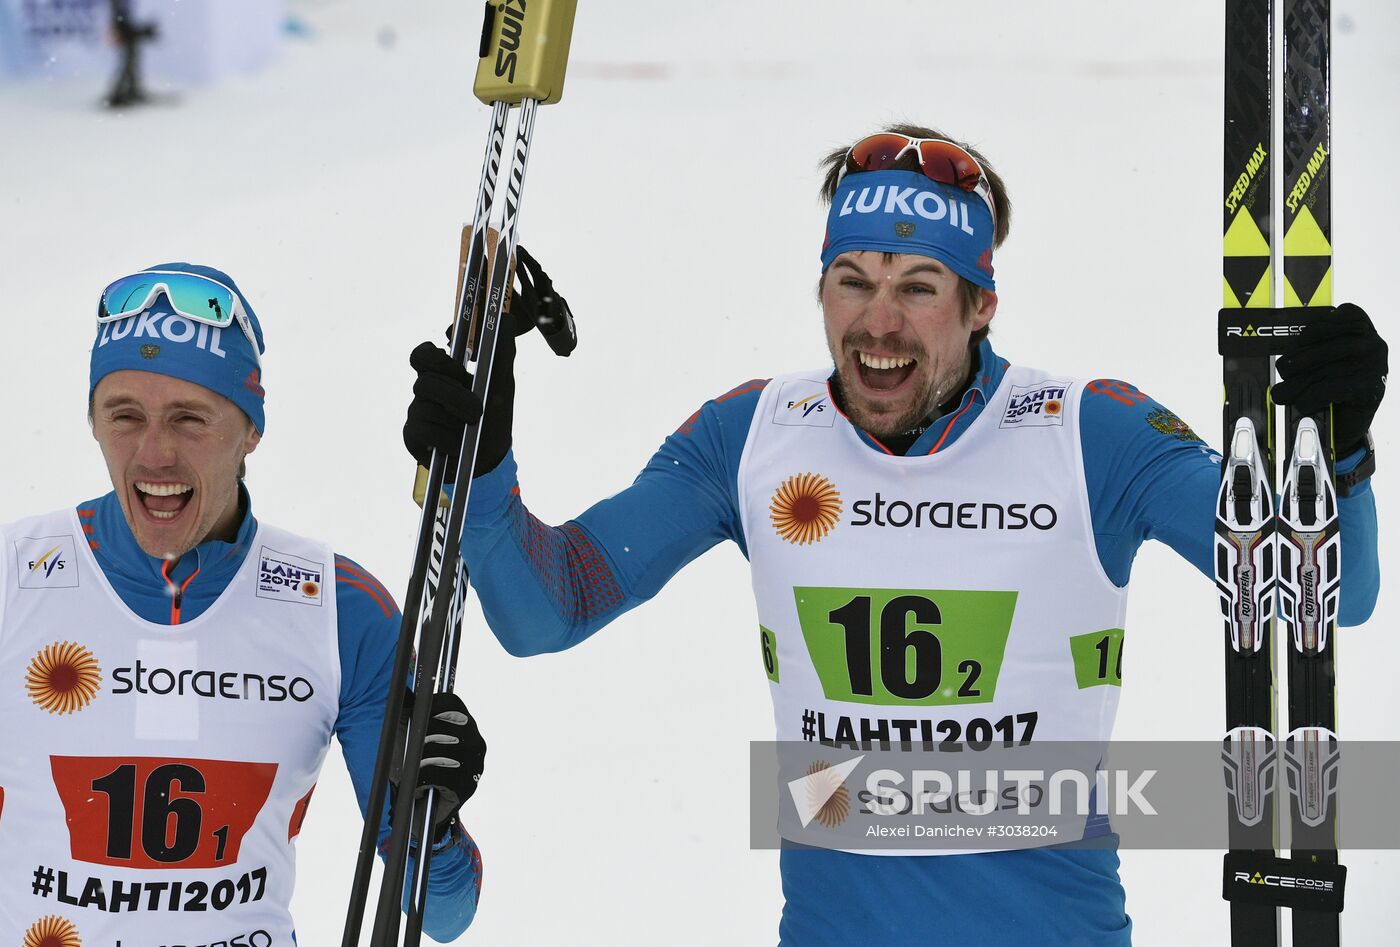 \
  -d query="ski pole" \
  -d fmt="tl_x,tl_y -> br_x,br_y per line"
339,93 -> 509,947
342,2 -> 577,944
